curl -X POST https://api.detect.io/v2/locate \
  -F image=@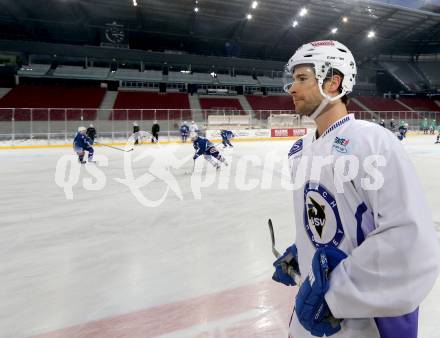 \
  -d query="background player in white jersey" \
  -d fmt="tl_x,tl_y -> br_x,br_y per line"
272,40 -> 440,338
189,120 -> 199,133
